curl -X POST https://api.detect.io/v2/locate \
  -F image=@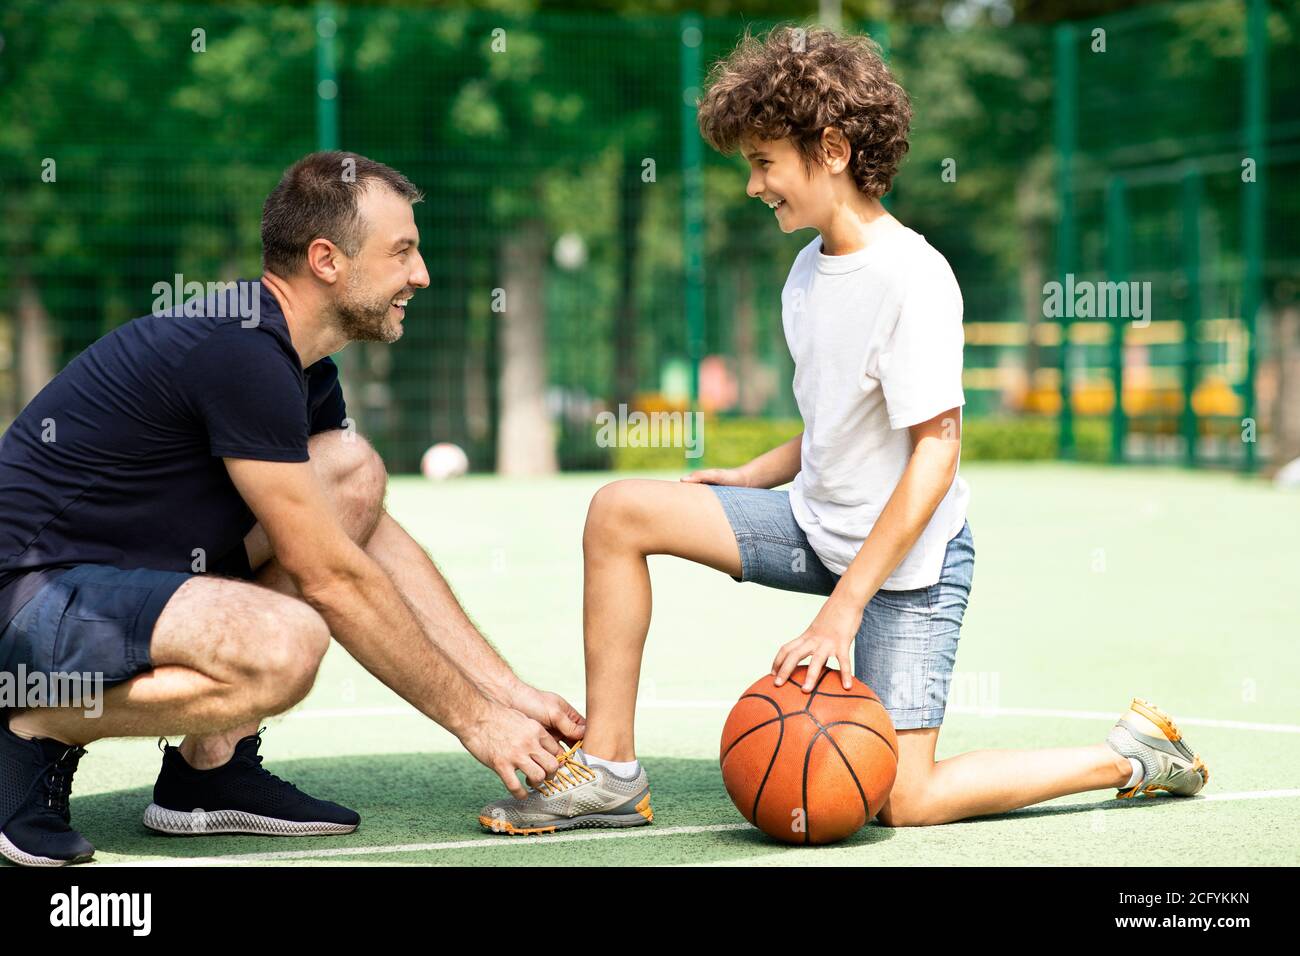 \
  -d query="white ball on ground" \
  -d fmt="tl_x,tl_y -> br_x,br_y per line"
1275,456 -> 1300,489
421,443 -> 469,480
